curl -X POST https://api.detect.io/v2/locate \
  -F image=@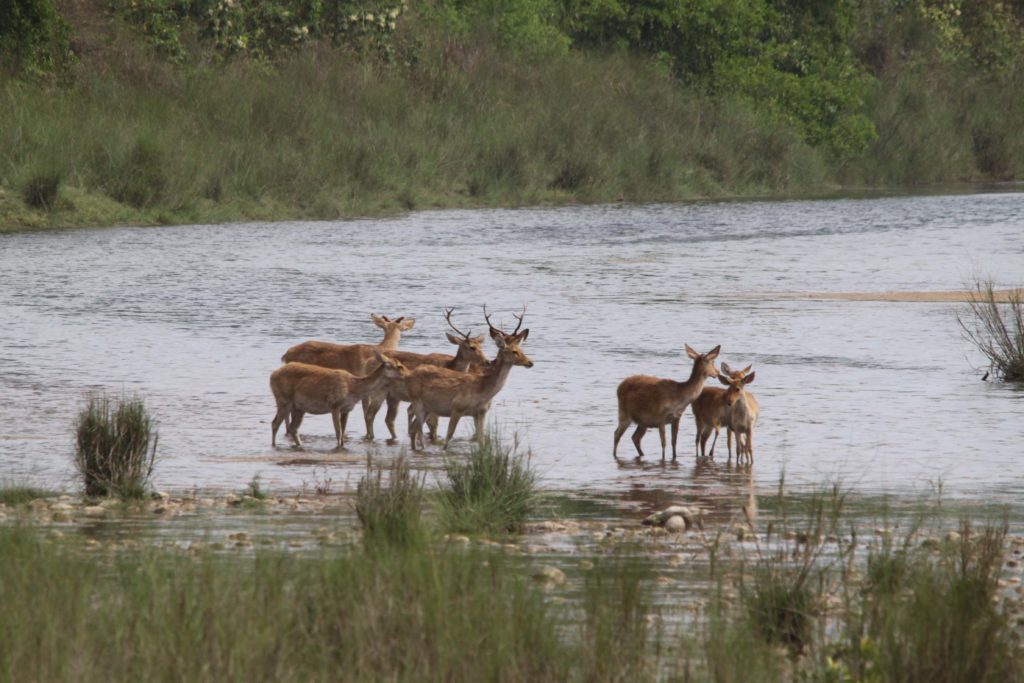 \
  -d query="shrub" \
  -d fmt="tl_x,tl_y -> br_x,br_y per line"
21,170 -> 60,210
355,455 -> 426,548
958,278 -> 1024,382
74,394 -> 158,499
438,431 -> 538,534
